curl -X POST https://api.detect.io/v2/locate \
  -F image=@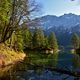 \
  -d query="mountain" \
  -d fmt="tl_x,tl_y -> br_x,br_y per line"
36,13 -> 80,47
39,13 -> 80,30
45,25 -> 80,47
